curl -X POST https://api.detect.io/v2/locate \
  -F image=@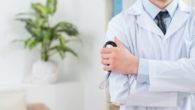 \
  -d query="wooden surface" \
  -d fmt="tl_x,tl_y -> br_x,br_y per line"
109,104 -> 119,110
27,103 -> 49,110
